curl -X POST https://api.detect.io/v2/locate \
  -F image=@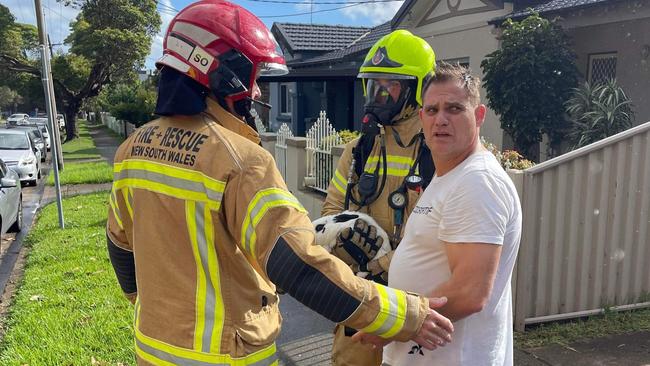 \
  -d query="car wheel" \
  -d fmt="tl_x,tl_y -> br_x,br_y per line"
38,169 -> 42,180
29,179 -> 37,186
8,198 -> 23,233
